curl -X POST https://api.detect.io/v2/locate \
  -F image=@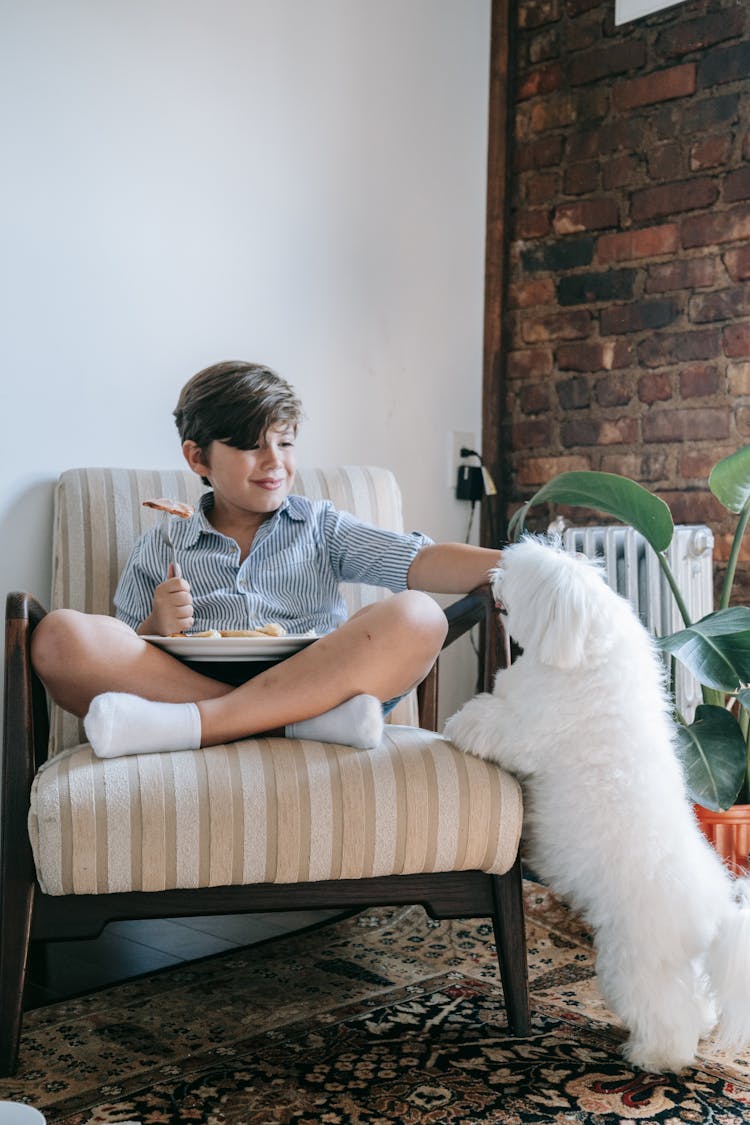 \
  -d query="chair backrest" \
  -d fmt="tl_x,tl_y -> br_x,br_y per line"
49,465 -> 417,754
